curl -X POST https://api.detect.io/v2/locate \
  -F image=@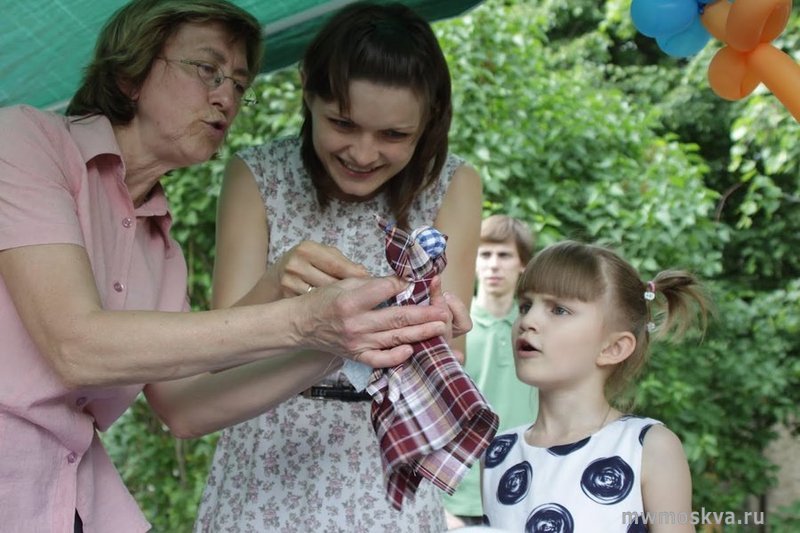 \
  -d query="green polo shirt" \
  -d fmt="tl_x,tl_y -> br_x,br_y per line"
443,302 -> 539,518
